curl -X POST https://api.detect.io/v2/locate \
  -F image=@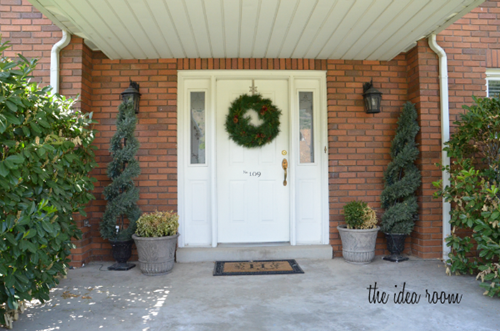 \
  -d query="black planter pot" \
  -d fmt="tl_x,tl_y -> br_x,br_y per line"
383,233 -> 409,262
108,239 -> 136,271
